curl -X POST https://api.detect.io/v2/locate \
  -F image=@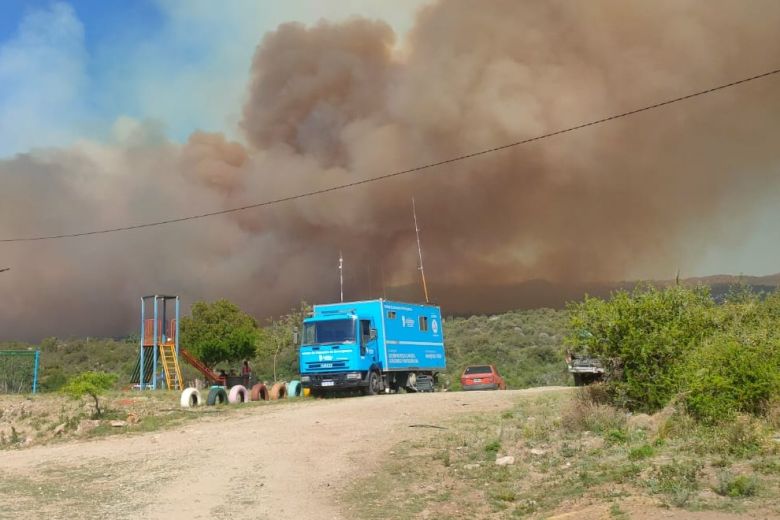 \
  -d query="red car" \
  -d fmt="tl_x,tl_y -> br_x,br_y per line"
461,365 -> 506,391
